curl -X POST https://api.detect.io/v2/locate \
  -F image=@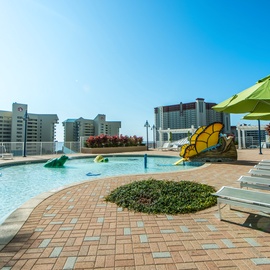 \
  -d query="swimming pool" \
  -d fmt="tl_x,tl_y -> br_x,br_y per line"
0,155 -> 203,224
